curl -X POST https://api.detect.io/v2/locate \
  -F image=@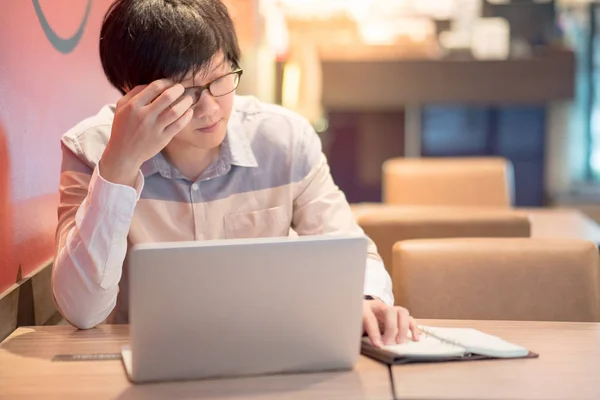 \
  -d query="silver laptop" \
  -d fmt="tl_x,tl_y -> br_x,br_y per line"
121,234 -> 368,383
